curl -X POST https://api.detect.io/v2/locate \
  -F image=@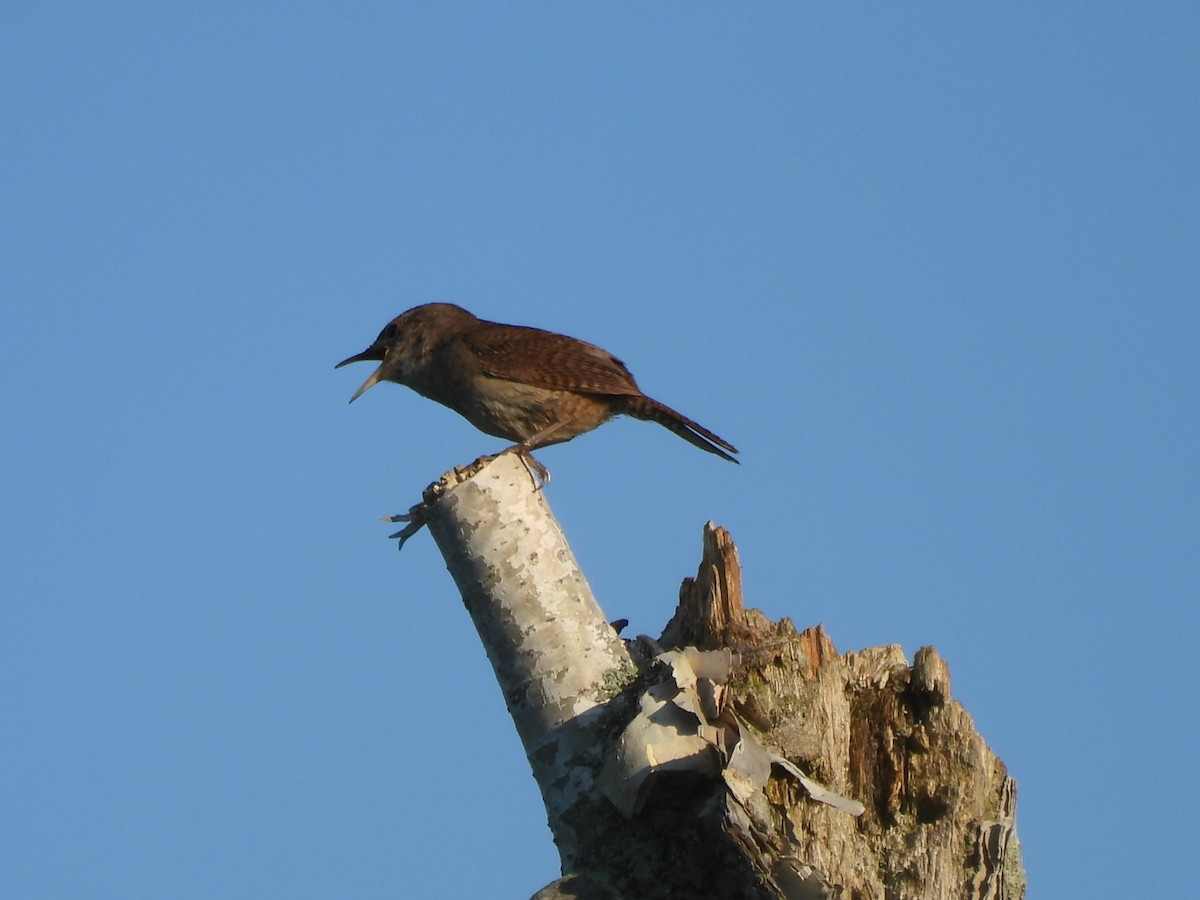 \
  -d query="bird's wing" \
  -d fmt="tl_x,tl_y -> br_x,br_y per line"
461,323 -> 644,396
